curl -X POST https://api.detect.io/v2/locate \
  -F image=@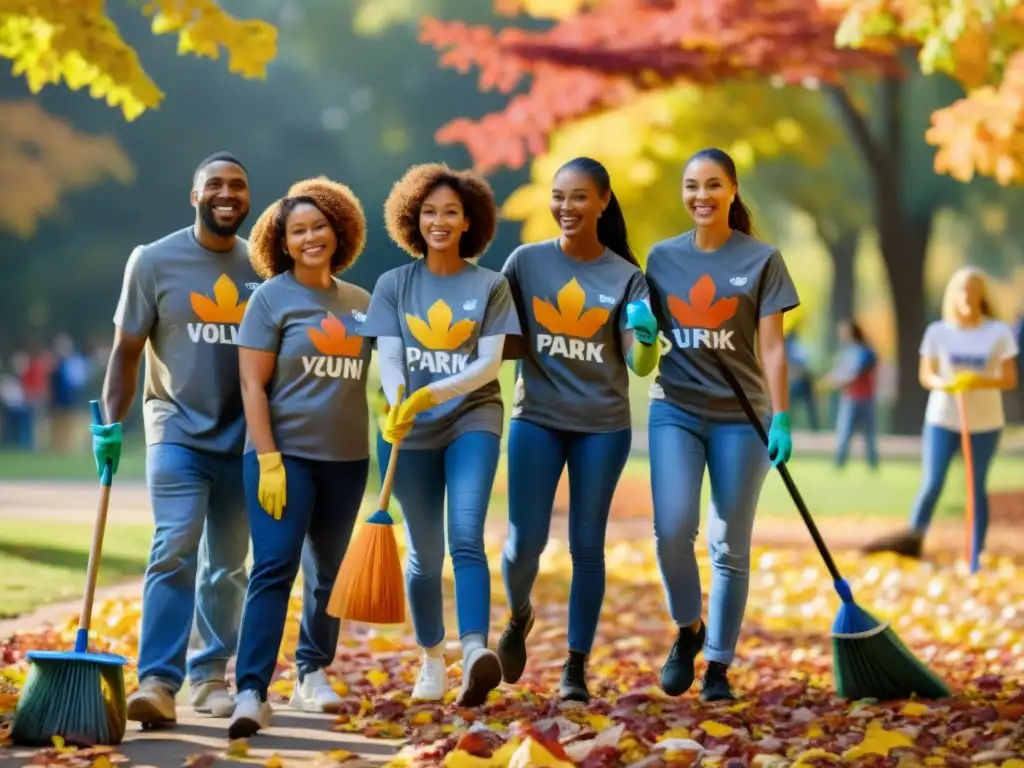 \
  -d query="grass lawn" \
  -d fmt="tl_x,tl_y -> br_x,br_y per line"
0,520 -> 154,619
